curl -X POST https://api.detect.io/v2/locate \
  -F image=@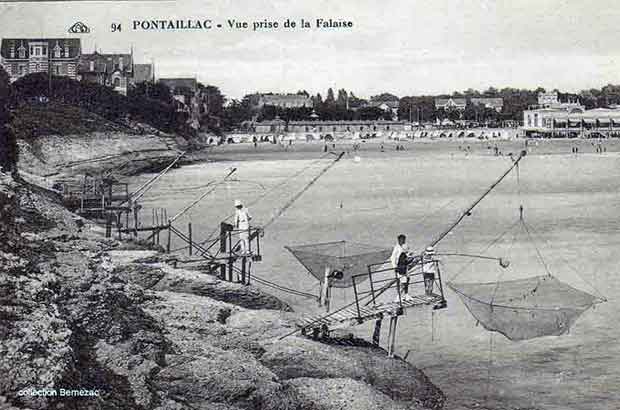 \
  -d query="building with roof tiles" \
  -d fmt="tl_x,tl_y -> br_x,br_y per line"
0,38 -> 81,82
435,98 -> 467,111
78,51 -> 135,95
